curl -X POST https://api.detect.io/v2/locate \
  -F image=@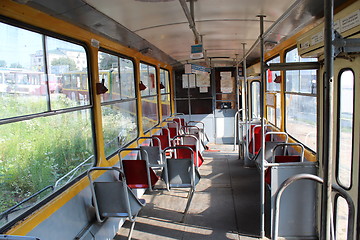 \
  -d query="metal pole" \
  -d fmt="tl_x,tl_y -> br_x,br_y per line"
188,75 -> 192,120
321,0 -> 334,239
236,54 -> 240,112
258,14 -> 266,239
211,63 -> 217,143
235,54 -> 241,155
242,43 -> 250,164
179,0 -> 201,44
239,0 -> 303,63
